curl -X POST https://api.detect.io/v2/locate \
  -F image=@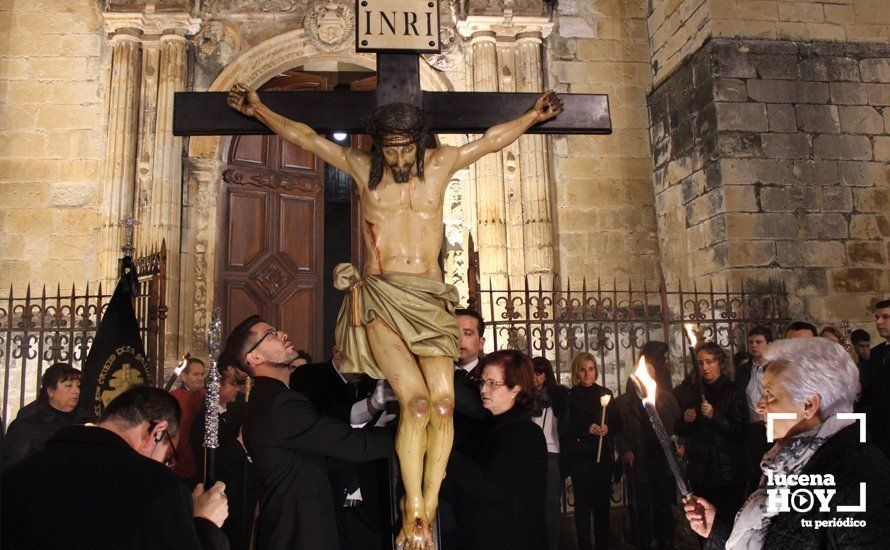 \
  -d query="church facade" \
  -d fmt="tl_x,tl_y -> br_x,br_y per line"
1,0 -> 888,362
